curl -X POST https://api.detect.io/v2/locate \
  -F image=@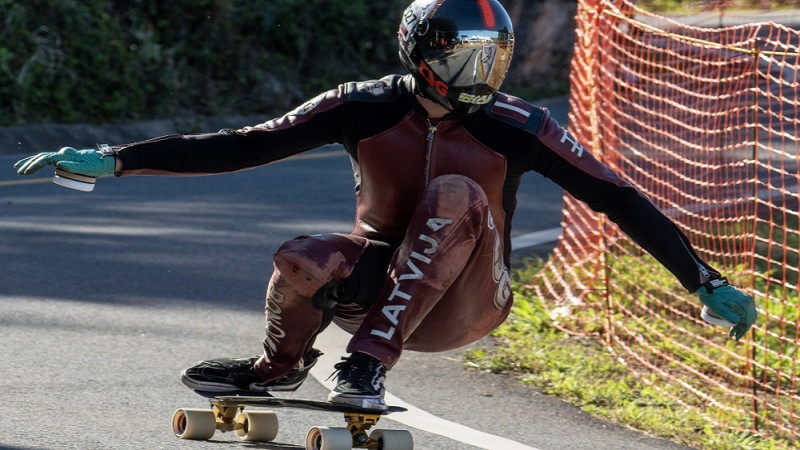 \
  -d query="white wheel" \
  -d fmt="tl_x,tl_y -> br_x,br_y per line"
370,429 -> 414,450
305,426 -> 353,450
172,408 -> 216,440
234,410 -> 279,442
